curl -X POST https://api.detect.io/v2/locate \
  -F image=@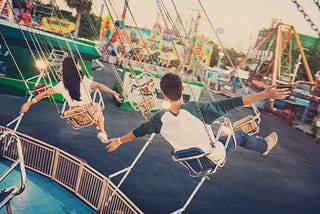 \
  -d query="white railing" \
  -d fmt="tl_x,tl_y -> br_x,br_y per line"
0,126 -> 143,214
